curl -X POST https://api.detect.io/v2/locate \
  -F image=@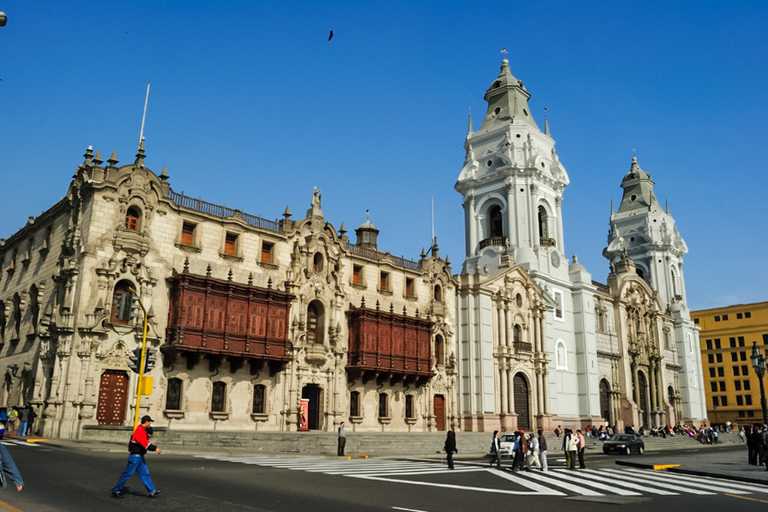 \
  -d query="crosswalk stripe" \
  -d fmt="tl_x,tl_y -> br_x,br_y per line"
517,470 -> 604,495
1,440 -> 38,448
599,468 -> 713,495
492,469 -> 566,495
547,469 -> 641,495
560,469 -> 678,495
617,467 -> 760,494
